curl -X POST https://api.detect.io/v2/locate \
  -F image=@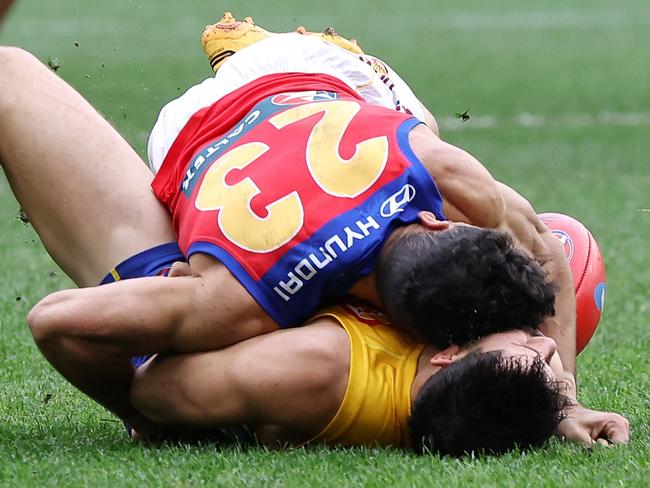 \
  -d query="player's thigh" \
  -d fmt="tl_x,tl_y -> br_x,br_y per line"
0,47 -> 175,286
